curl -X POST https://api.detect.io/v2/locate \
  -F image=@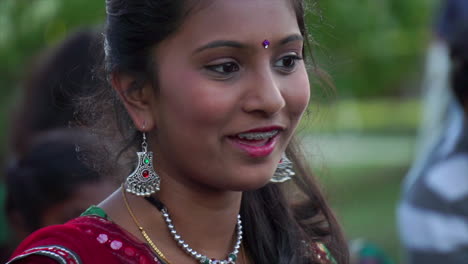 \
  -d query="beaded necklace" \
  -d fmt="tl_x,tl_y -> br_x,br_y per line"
144,196 -> 243,264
